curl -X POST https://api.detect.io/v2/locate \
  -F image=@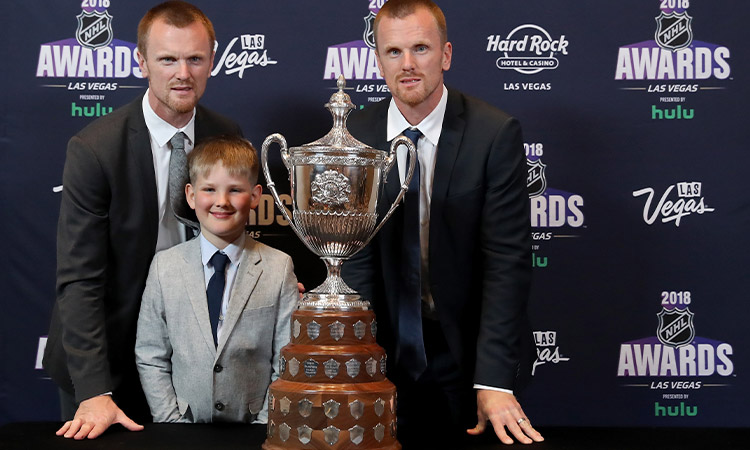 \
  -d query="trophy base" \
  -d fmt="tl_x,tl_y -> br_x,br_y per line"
263,308 -> 400,449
